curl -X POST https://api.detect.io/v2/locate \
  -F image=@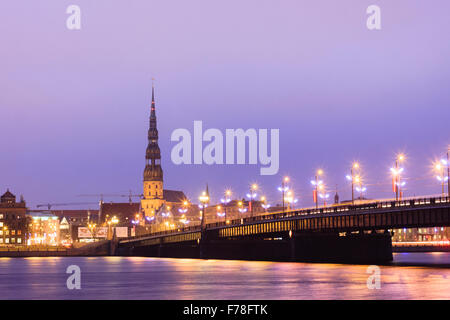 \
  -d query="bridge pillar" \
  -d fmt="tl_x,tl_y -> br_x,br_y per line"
289,230 -> 296,261
109,239 -> 119,256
